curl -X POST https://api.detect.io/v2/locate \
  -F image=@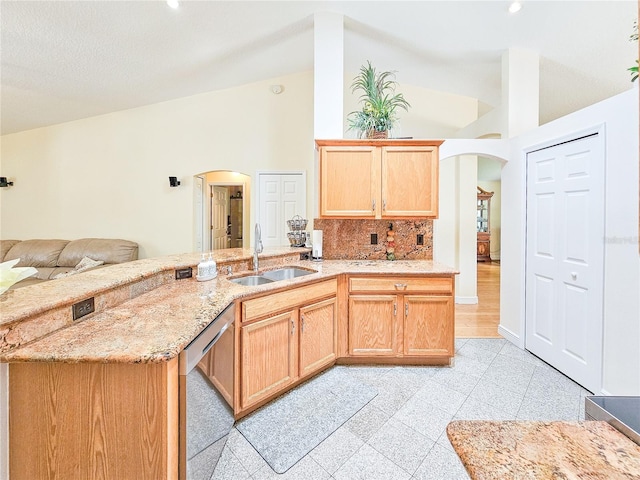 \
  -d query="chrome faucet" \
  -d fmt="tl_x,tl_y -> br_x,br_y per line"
253,223 -> 263,272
